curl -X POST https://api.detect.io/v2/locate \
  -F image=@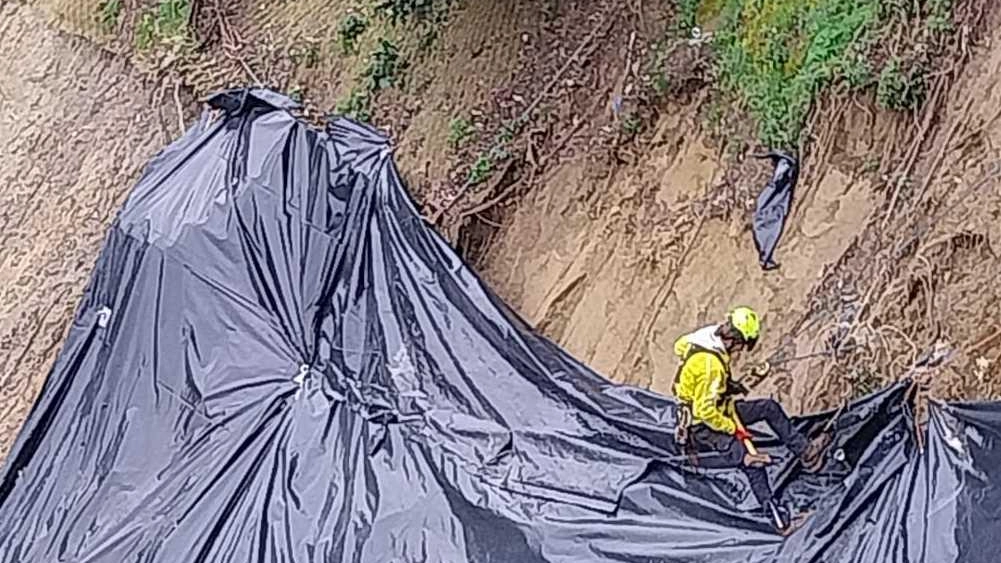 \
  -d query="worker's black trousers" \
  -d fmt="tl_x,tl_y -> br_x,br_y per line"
688,399 -> 808,507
